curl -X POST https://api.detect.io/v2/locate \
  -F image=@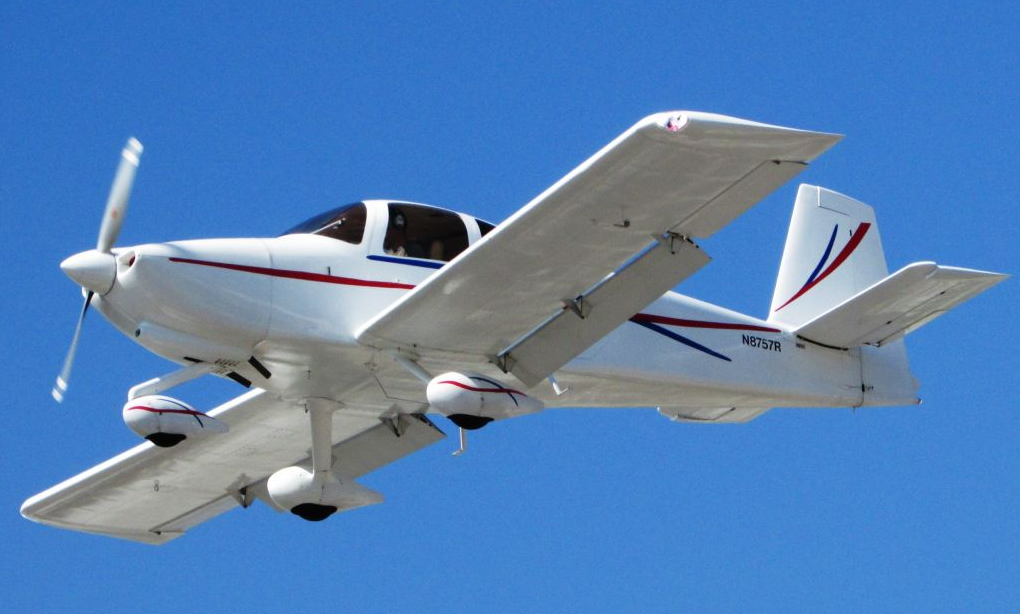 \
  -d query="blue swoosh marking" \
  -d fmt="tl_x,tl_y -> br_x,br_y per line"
630,320 -> 731,362
803,225 -> 838,289
470,375 -> 519,406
